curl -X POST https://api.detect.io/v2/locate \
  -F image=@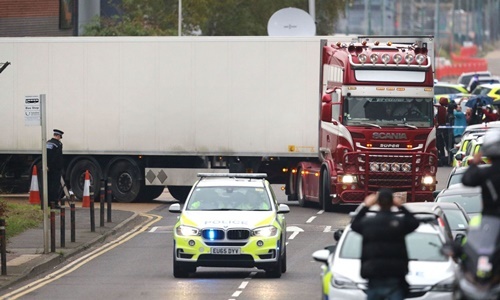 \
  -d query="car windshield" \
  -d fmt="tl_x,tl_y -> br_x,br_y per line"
343,97 -> 434,127
447,173 -> 463,187
441,209 -> 468,230
339,230 -> 447,262
186,187 -> 271,211
436,194 -> 482,214
472,86 -> 492,96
